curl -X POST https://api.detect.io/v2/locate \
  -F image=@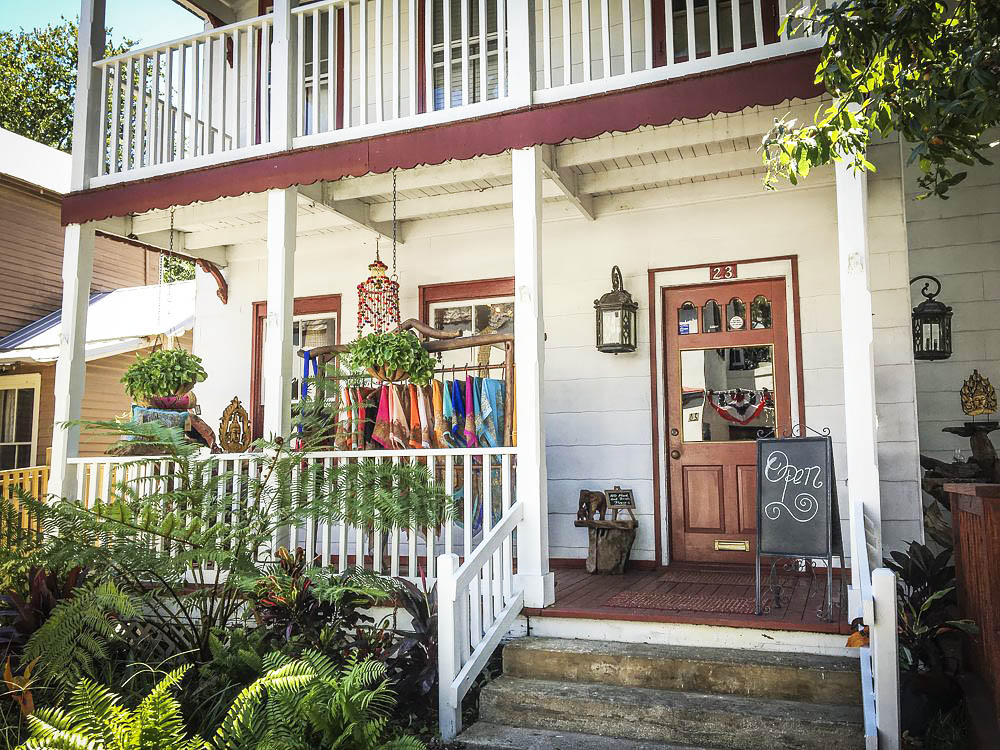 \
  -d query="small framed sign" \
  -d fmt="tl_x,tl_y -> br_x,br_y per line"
605,487 -> 635,508
710,263 -> 737,281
